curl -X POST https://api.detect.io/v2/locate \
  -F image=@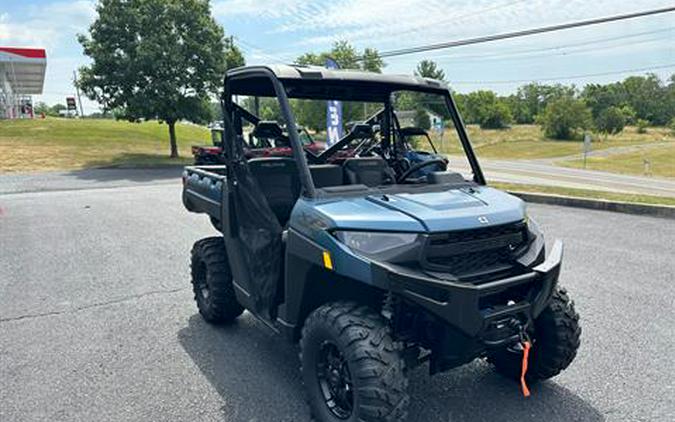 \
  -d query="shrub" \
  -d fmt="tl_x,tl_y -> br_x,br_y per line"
479,101 -> 513,129
595,106 -> 625,135
537,97 -> 593,140
619,105 -> 637,125
636,119 -> 649,134
669,118 -> 675,136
